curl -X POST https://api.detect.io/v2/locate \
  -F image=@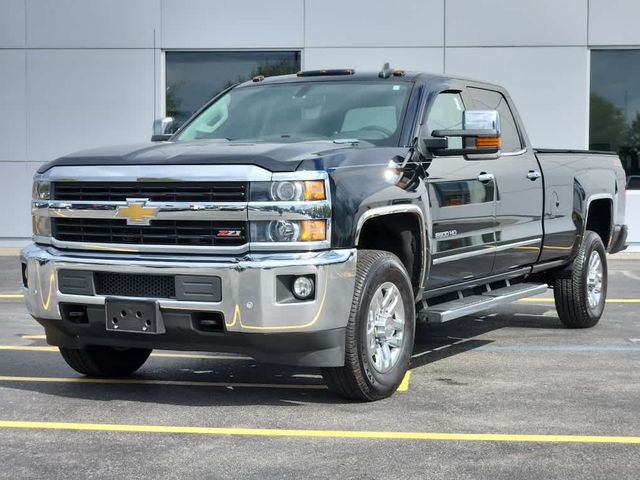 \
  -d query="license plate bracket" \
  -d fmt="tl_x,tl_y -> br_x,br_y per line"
105,298 -> 164,334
